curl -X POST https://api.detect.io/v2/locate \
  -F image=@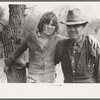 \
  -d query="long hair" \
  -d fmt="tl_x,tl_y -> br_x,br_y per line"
37,12 -> 59,33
